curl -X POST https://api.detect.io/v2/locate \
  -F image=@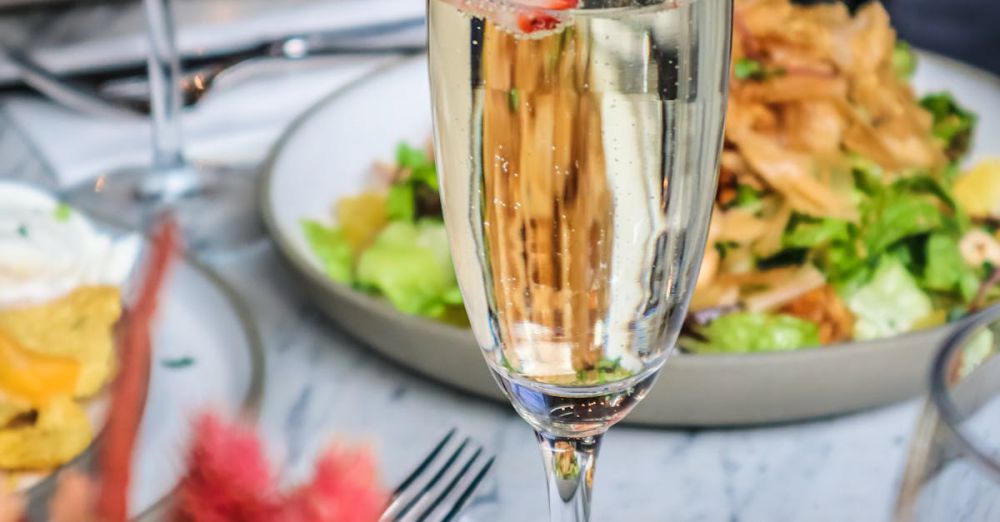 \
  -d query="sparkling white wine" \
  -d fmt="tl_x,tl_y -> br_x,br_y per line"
430,0 -> 730,436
